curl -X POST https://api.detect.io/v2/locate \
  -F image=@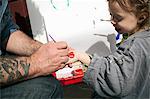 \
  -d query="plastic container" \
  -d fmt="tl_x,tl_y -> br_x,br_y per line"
53,69 -> 84,86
